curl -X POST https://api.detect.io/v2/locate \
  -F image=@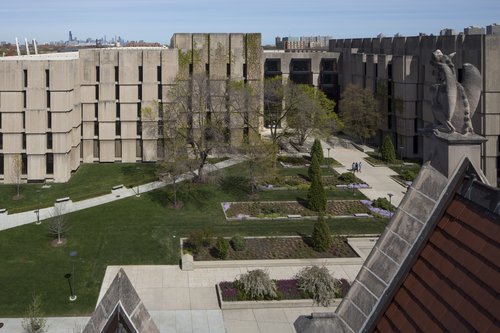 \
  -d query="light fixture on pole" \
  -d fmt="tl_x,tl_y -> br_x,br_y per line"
388,193 -> 394,206
327,147 -> 331,159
